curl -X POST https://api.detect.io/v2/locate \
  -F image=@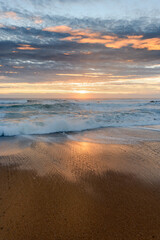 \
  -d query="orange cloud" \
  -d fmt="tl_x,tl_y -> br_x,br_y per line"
56,72 -> 112,78
43,25 -> 72,33
78,38 -> 108,44
103,35 -> 117,40
104,36 -> 160,50
43,25 -> 160,51
0,71 -> 18,74
34,17 -> 43,24
13,66 -> 24,69
43,25 -> 100,38
61,36 -> 82,41
16,44 -> 39,50
105,38 -> 139,49
0,11 -> 20,20
132,38 -> 160,50
70,30 -> 100,38
127,35 -> 143,39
